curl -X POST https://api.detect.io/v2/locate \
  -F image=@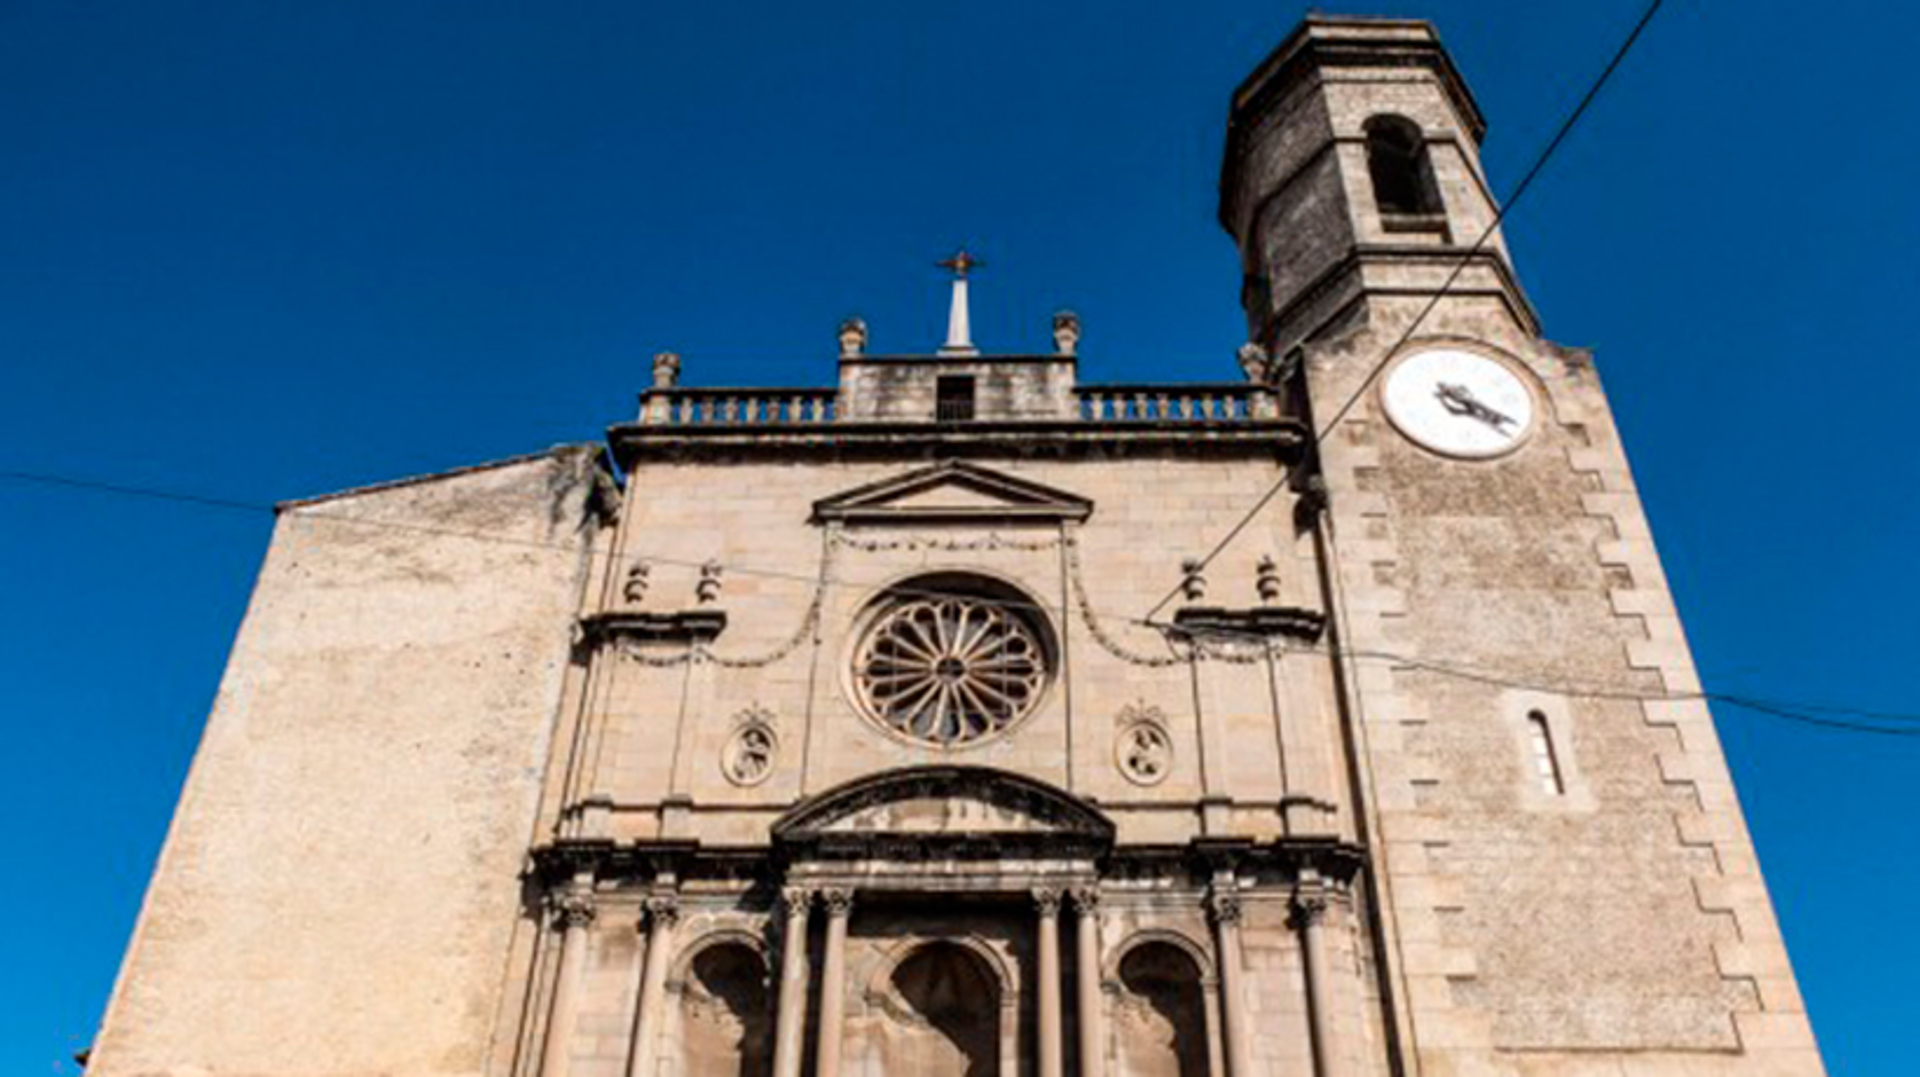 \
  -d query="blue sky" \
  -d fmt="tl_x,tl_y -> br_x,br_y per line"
2,1 -> 1913,1073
